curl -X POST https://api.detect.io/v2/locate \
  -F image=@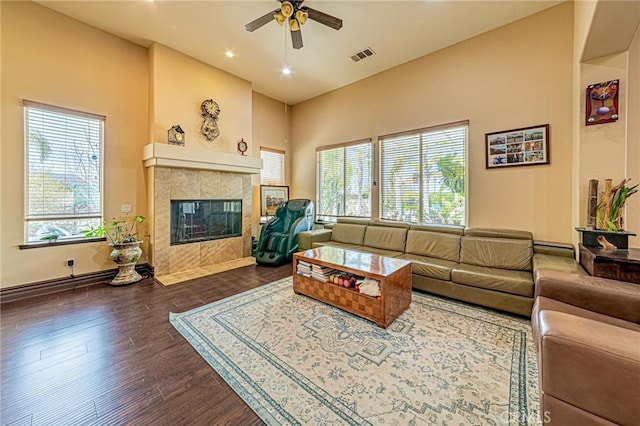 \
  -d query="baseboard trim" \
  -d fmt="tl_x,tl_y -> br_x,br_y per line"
0,264 -> 154,304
